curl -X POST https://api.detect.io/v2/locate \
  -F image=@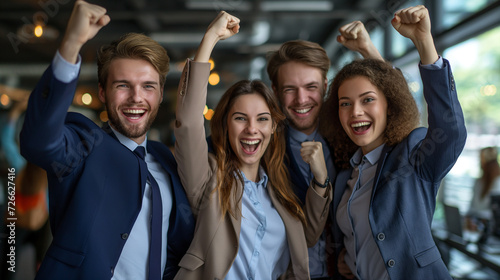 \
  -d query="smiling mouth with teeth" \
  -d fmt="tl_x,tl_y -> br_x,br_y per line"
241,139 -> 261,153
123,109 -> 146,120
294,108 -> 312,114
351,121 -> 371,132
